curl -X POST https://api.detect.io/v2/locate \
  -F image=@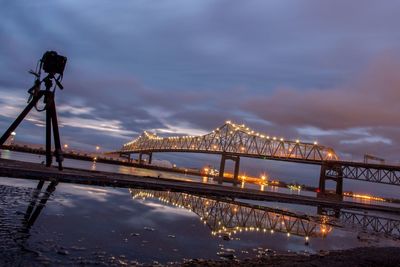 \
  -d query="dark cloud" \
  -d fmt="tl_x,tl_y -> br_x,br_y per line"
244,54 -> 400,129
0,0 -> 399,164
